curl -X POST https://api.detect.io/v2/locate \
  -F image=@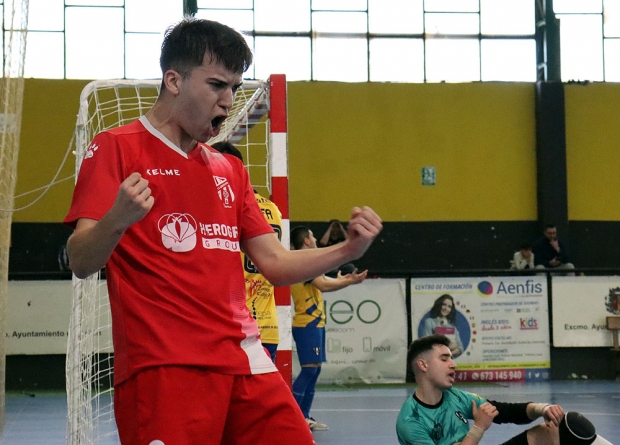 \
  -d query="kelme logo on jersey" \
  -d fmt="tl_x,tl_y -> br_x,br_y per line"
477,281 -> 494,297
213,175 -> 235,208
158,213 -> 197,252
